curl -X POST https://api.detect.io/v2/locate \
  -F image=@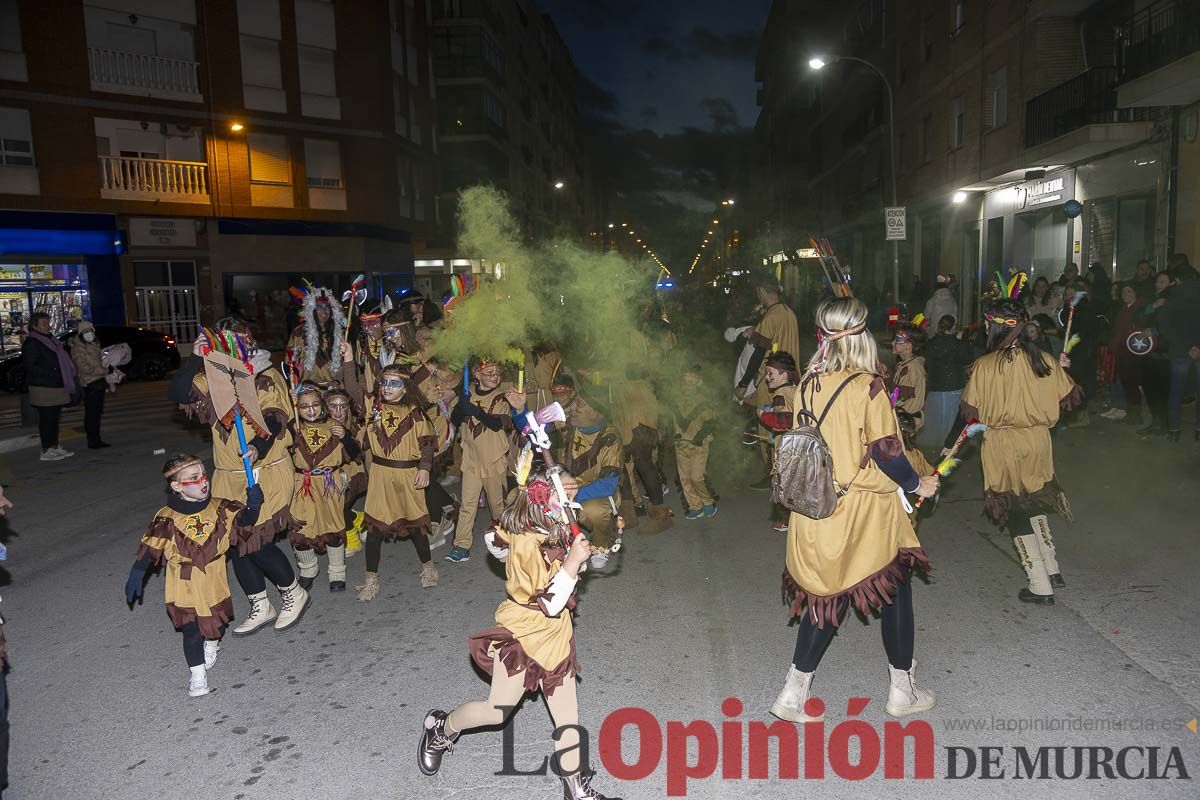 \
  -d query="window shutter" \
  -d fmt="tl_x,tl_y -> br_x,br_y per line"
304,138 -> 342,187
248,133 -> 291,184
298,45 -> 336,96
